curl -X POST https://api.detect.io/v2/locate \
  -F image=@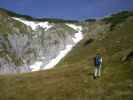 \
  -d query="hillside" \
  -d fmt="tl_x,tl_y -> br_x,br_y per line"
0,10 -> 133,100
0,8 -> 83,74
